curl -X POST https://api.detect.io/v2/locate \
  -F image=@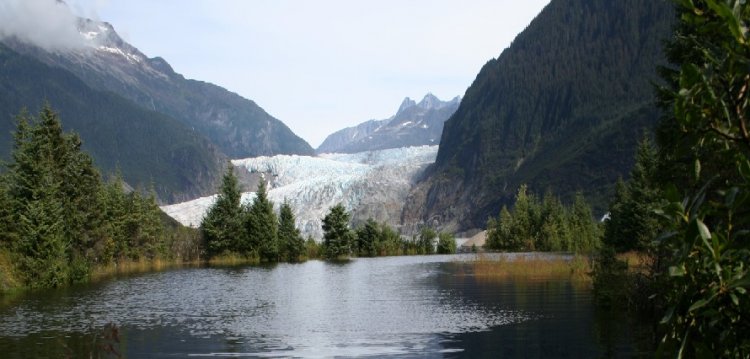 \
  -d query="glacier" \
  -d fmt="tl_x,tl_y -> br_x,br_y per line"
161,145 -> 439,240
